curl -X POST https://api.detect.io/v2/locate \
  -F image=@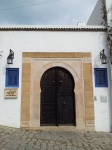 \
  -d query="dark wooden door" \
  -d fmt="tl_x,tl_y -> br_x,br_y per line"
40,67 -> 75,126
